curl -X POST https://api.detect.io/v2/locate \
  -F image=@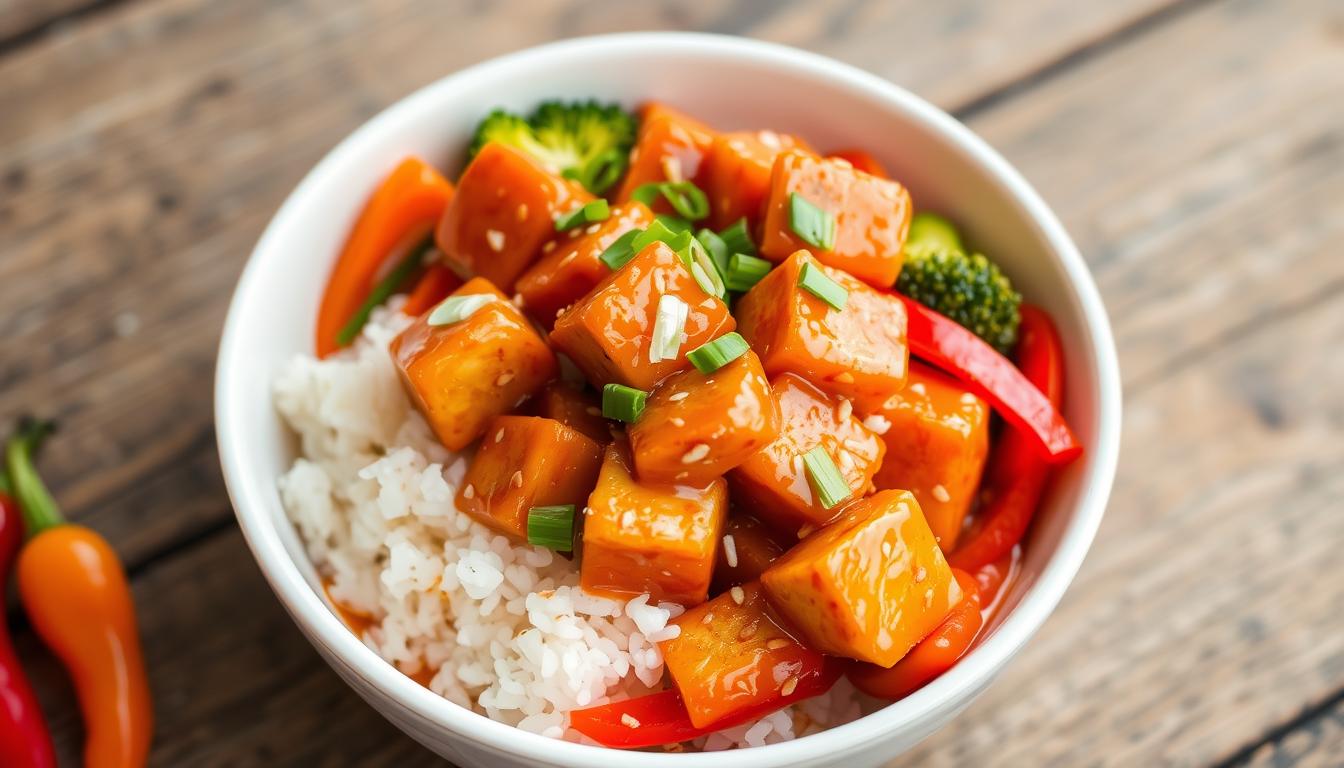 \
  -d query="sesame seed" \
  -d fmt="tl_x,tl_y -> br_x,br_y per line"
961,392 -> 979,405
462,484 -> 475,499
837,398 -> 853,421
723,535 -> 738,568
915,566 -> 927,583
662,155 -> 684,183
620,714 -> 641,728
516,204 -> 529,221
542,241 -> 557,253
831,157 -> 853,169
495,372 -> 515,386
833,372 -> 855,384
881,540 -> 893,557
703,612 -> 714,624
668,391 -> 689,402
730,586 -> 745,605
863,414 -> 892,435
781,676 -> 799,696
511,471 -> 523,488
758,130 -> 781,149
621,510 -> 636,528
495,429 -> 505,443
797,523 -> 816,539
485,229 -> 506,252
910,382 -> 927,395
925,588 -> 934,607
681,444 -> 710,463
585,223 -> 601,235
934,637 -> 951,649
585,406 -> 602,416
931,484 -> 951,503
670,417 -> 685,427
766,638 -> 791,650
